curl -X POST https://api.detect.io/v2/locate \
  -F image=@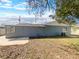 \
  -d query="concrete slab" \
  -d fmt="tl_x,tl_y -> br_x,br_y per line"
0,36 -> 29,46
